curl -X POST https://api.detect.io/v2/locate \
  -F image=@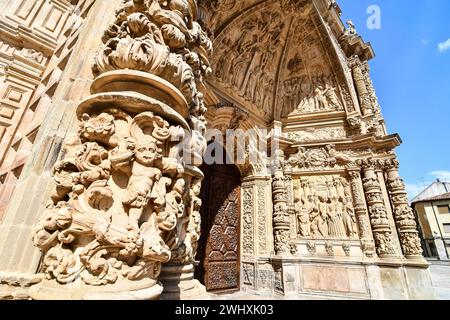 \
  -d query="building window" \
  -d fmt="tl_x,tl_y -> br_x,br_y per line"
443,224 -> 450,234
438,205 -> 450,214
